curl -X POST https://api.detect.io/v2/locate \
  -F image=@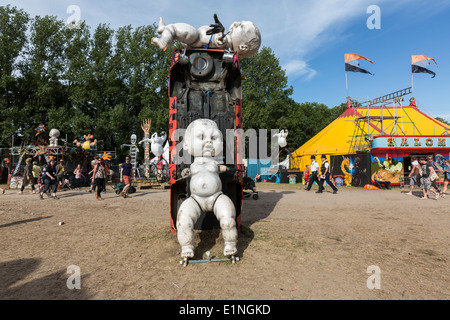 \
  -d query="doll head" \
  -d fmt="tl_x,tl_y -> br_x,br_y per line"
183,119 -> 223,157
227,21 -> 261,58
